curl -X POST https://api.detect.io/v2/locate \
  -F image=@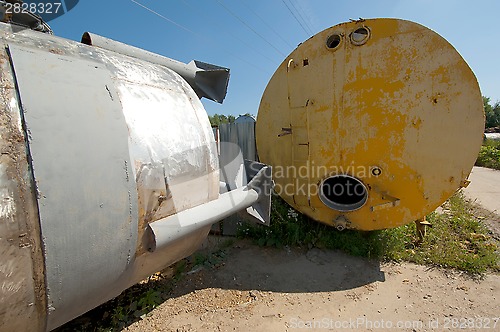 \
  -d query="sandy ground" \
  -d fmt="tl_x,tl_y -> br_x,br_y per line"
463,167 -> 500,215
463,167 -> 500,238
108,166 -> 500,332
123,238 -> 499,332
